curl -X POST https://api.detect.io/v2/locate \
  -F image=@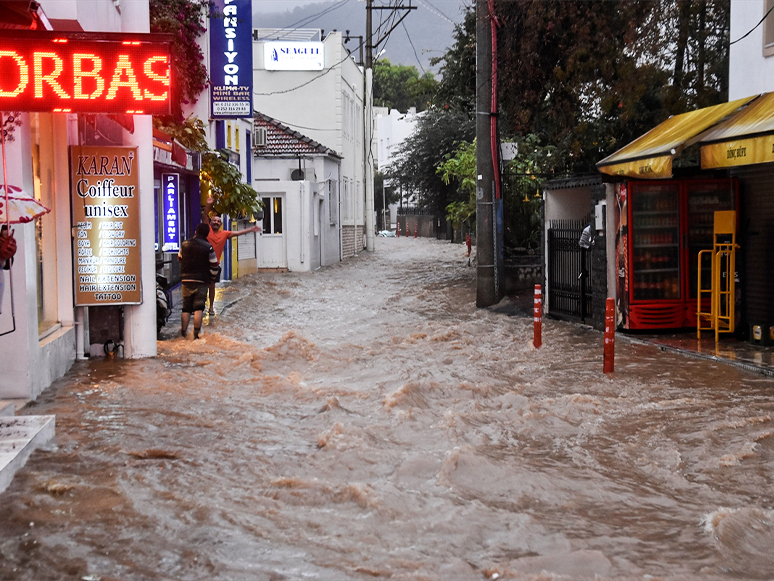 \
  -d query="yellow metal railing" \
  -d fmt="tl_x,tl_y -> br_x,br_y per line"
697,211 -> 737,342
